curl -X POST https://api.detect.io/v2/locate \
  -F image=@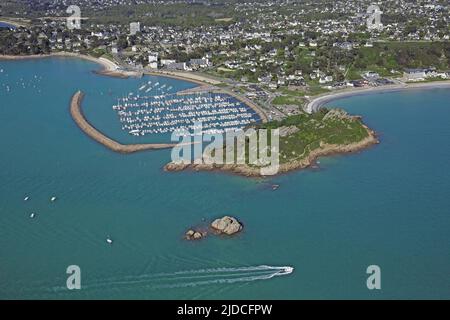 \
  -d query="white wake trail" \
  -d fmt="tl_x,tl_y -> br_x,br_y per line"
71,265 -> 294,292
